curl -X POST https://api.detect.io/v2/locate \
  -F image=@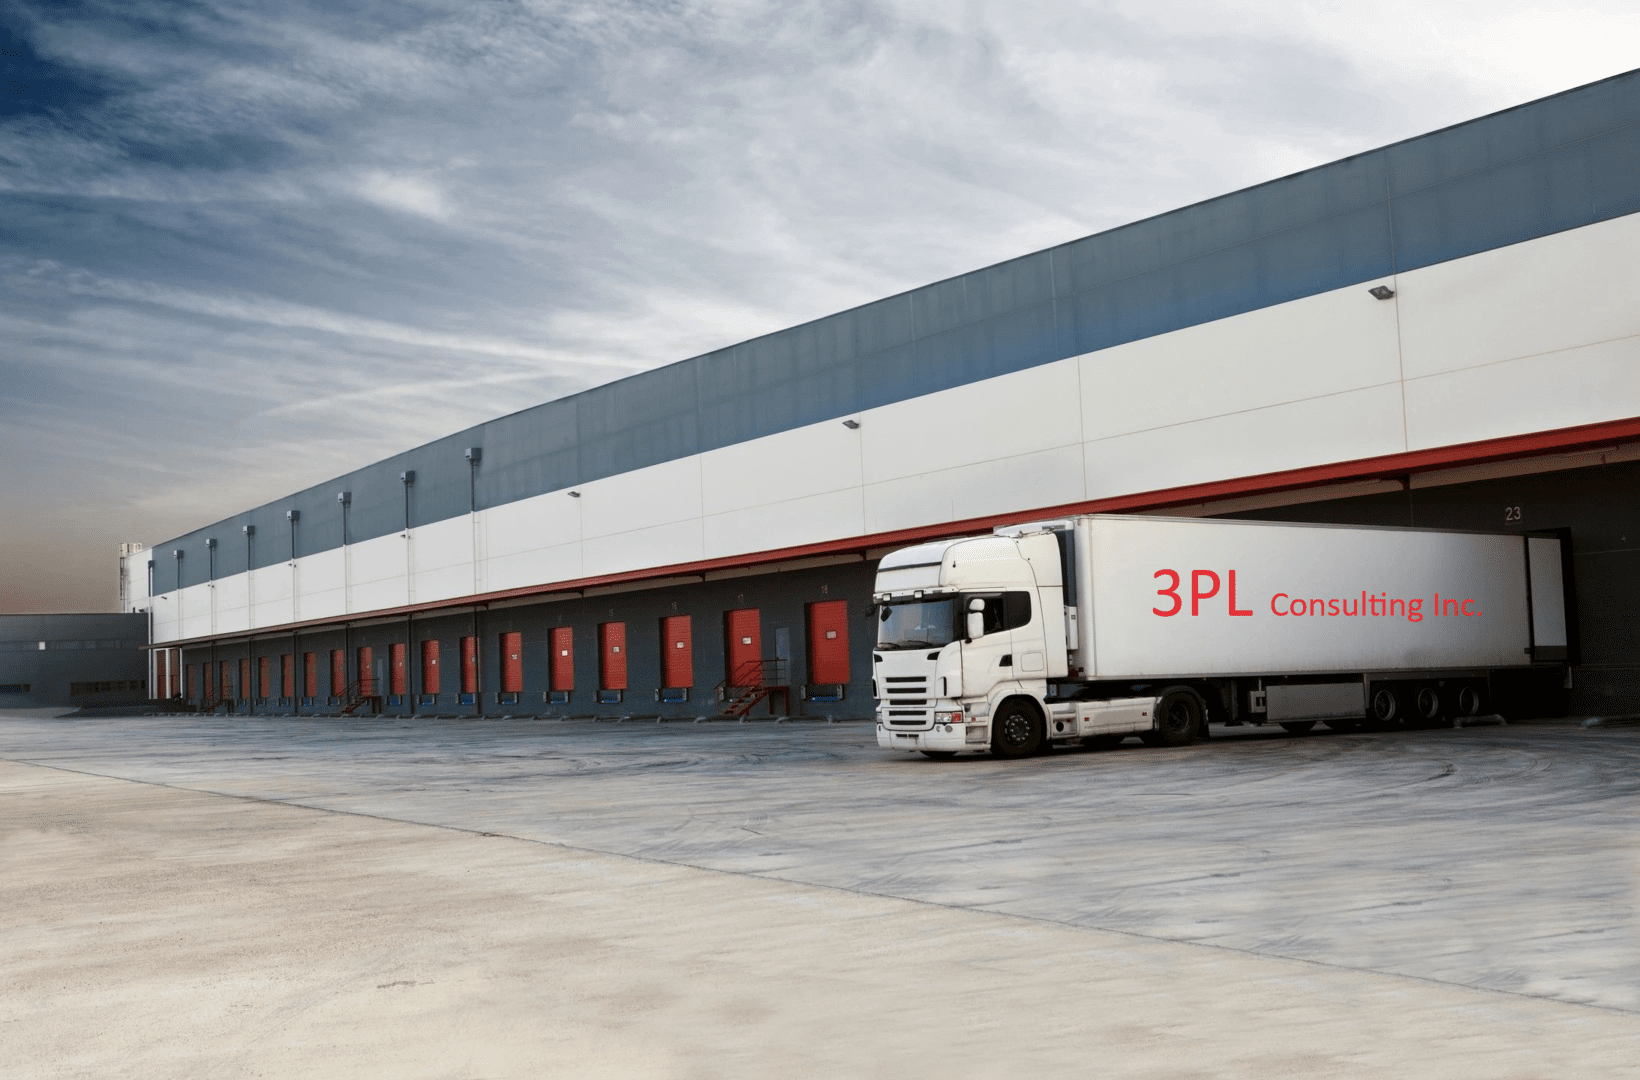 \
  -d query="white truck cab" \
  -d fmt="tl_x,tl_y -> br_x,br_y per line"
873,530 -> 1078,758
